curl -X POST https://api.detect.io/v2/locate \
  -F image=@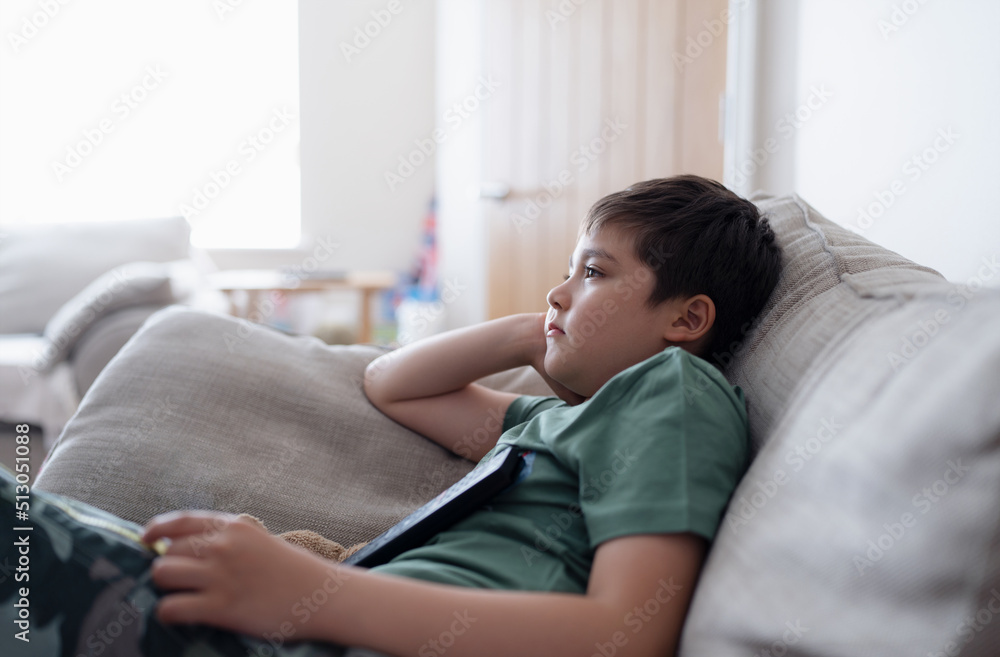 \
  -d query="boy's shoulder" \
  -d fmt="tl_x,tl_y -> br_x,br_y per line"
596,346 -> 742,405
